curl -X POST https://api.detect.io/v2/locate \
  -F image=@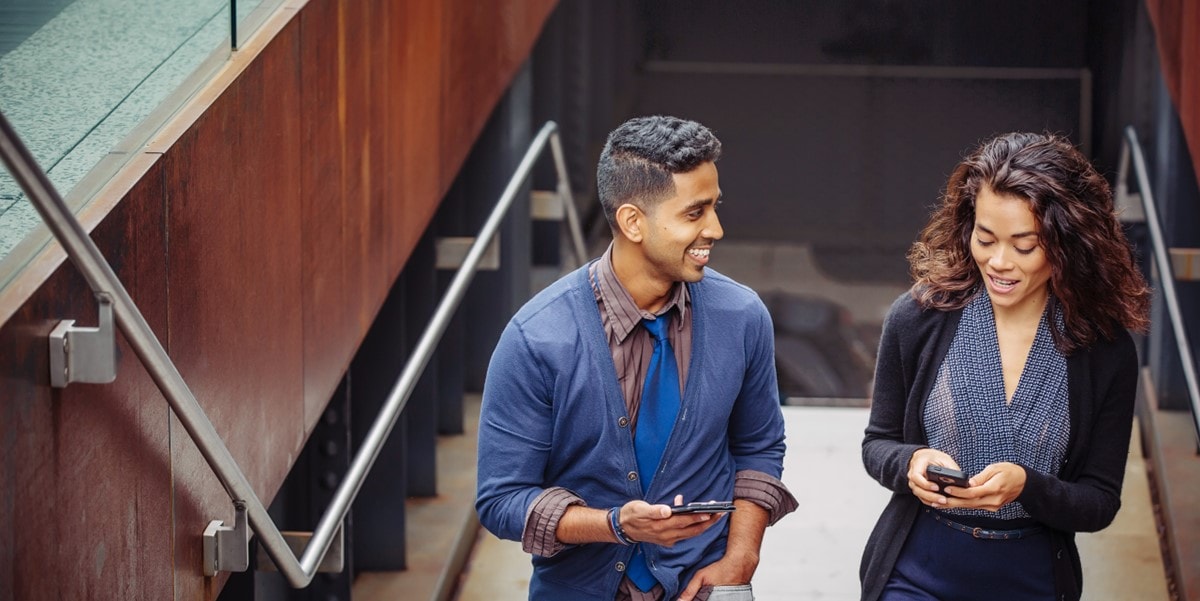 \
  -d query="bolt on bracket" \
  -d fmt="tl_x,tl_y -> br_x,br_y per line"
49,292 -> 117,388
